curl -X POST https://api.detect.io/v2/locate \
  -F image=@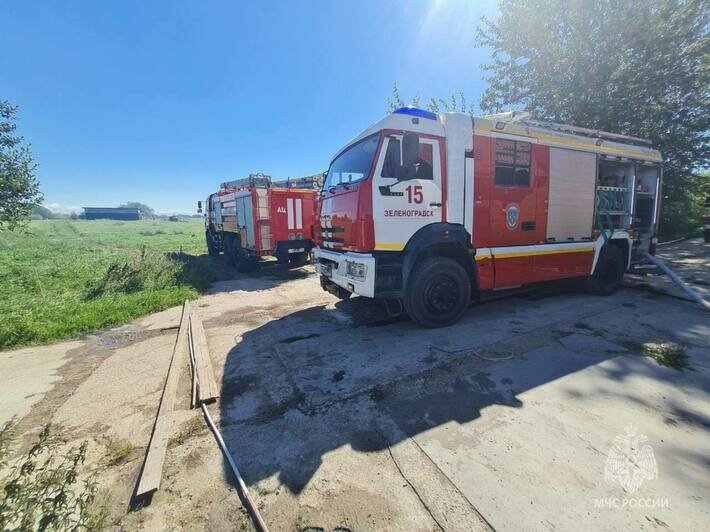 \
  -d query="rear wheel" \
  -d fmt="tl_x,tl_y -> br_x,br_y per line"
235,251 -> 259,272
289,251 -> 309,266
205,231 -> 220,257
585,244 -> 625,295
404,256 -> 471,328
